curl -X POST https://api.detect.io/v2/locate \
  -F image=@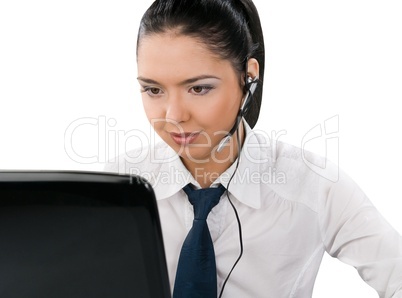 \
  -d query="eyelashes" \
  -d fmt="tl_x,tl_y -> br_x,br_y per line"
140,85 -> 215,97
189,85 -> 214,95
141,87 -> 162,96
